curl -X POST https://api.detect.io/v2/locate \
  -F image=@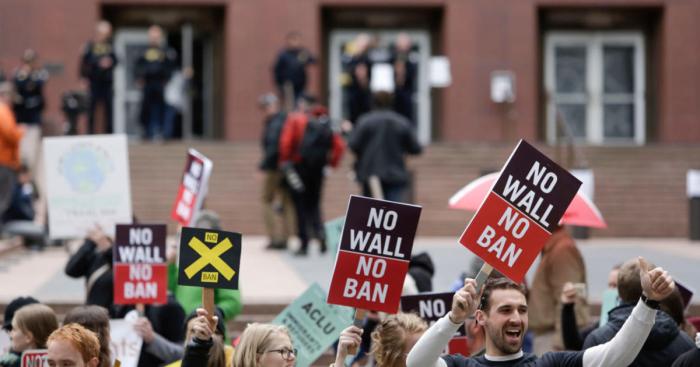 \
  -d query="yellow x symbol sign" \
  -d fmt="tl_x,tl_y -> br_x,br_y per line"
184,236 -> 236,281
